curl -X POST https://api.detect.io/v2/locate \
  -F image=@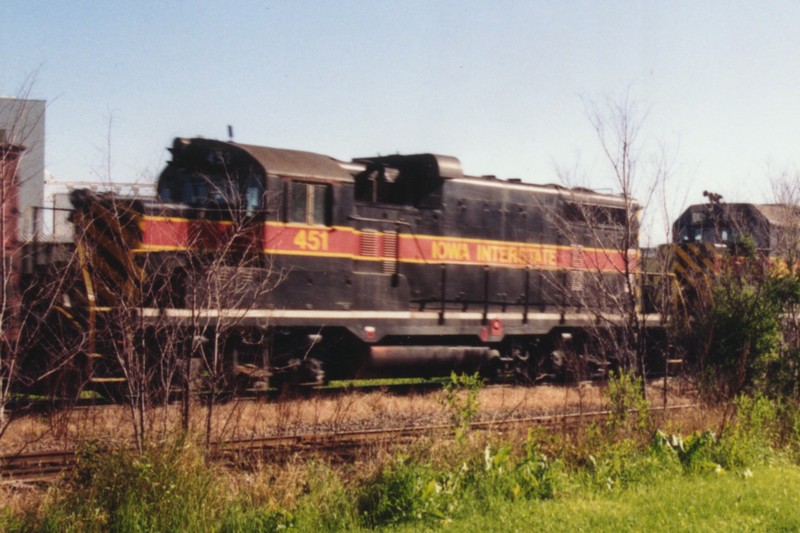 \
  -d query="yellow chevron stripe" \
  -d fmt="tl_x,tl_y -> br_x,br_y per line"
83,230 -> 133,281
90,204 -> 142,250
673,245 -> 704,275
